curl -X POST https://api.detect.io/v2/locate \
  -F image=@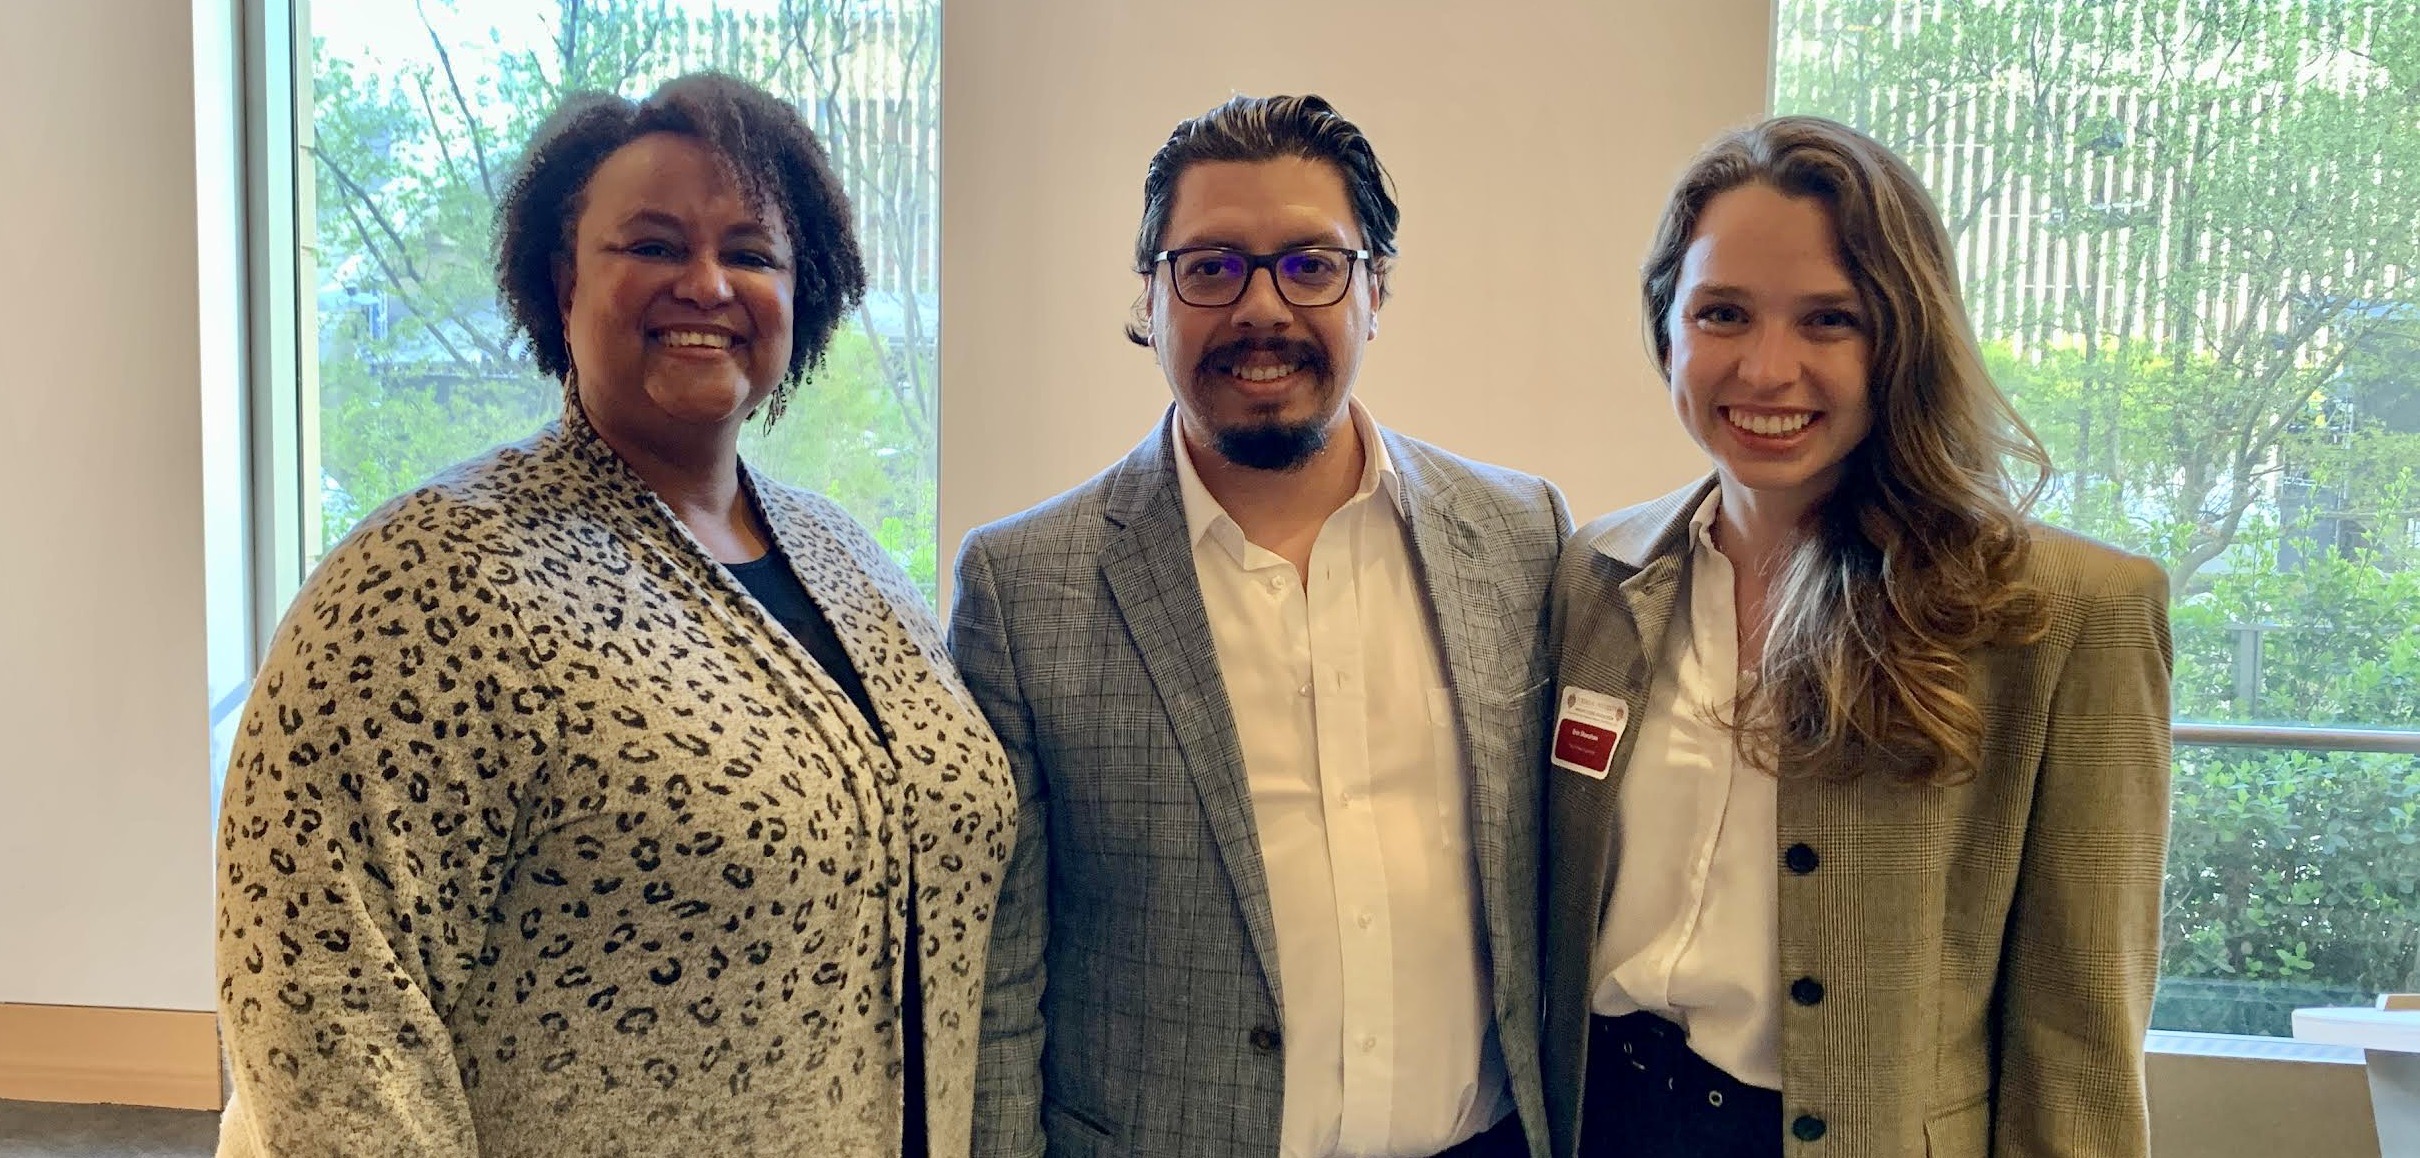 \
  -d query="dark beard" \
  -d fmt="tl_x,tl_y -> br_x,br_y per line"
1196,335 -> 1333,471
1215,420 -> 1331,472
